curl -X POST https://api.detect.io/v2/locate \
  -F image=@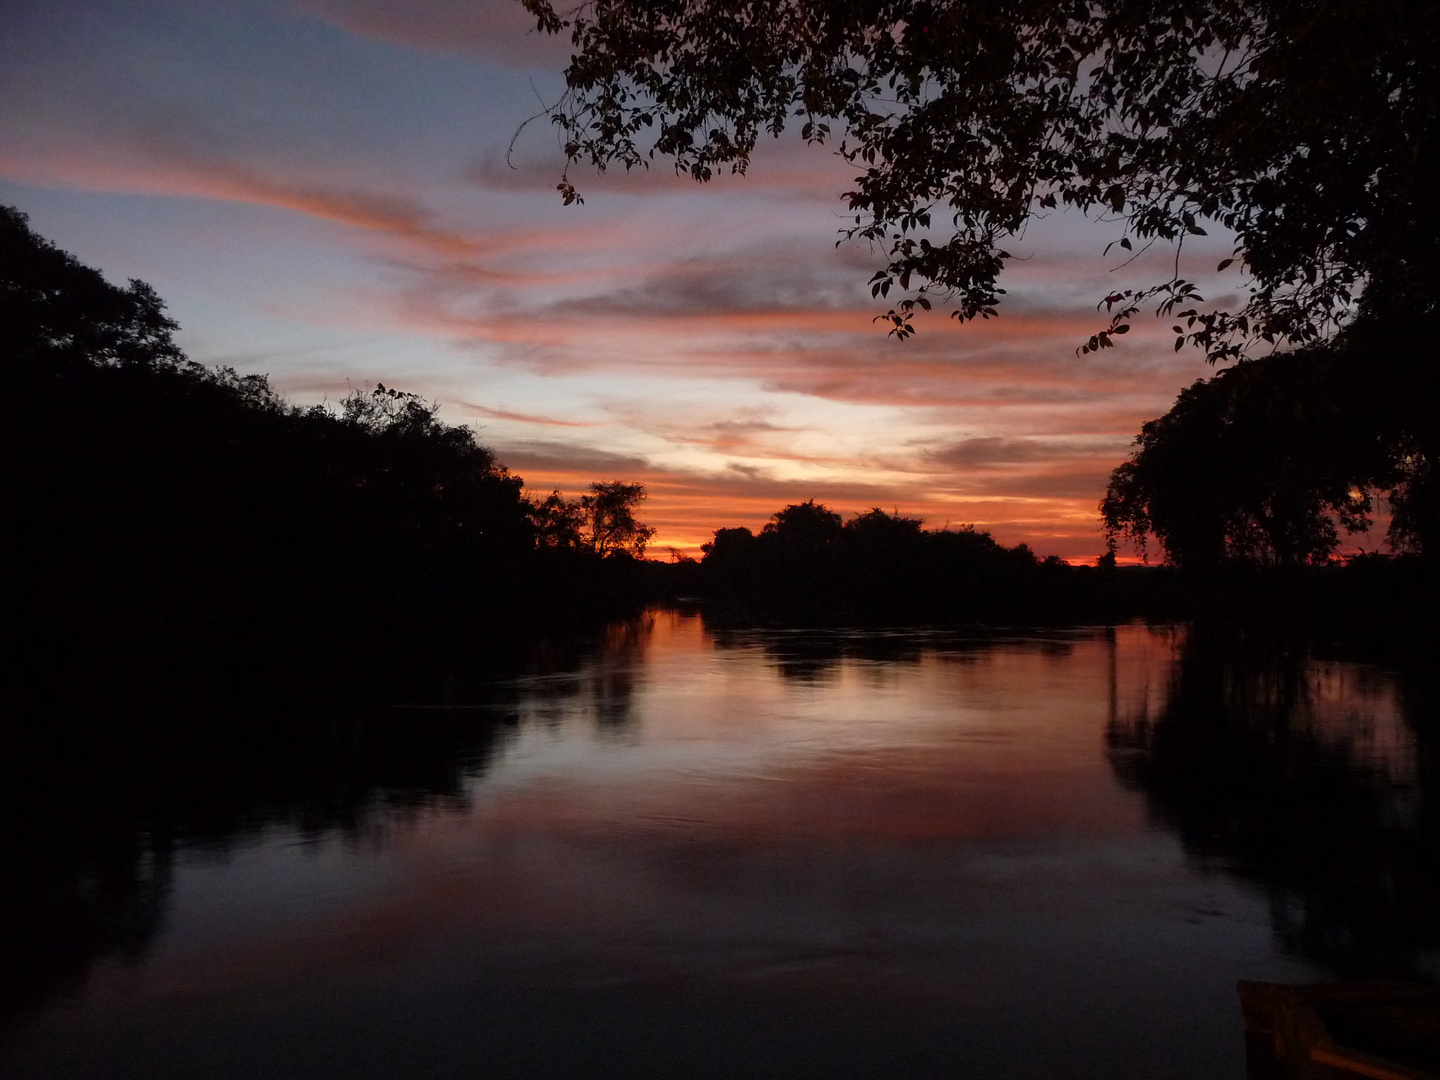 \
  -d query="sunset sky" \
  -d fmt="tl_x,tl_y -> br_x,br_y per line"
1,0 -> 1234,560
